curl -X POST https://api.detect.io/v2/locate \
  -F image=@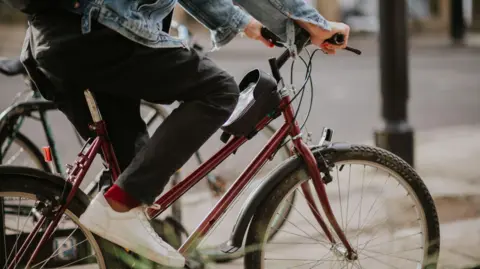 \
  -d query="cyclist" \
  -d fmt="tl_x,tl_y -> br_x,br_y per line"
19,0 -> 350,267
